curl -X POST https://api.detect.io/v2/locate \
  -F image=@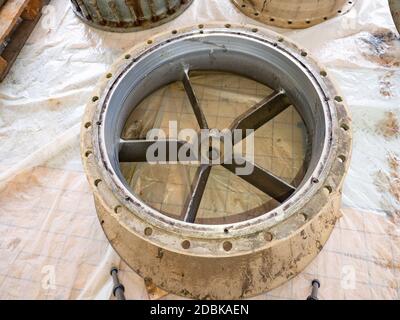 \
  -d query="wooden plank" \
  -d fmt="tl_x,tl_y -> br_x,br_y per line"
0,56 -> 7,75
21,0 -> 43,20
0,0 -> 50,81
0,0 -> 30,43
